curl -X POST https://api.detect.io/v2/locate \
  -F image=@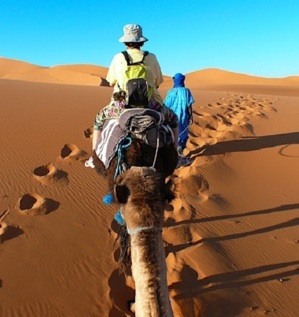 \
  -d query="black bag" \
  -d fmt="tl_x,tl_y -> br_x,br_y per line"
122,51 -> 151,108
